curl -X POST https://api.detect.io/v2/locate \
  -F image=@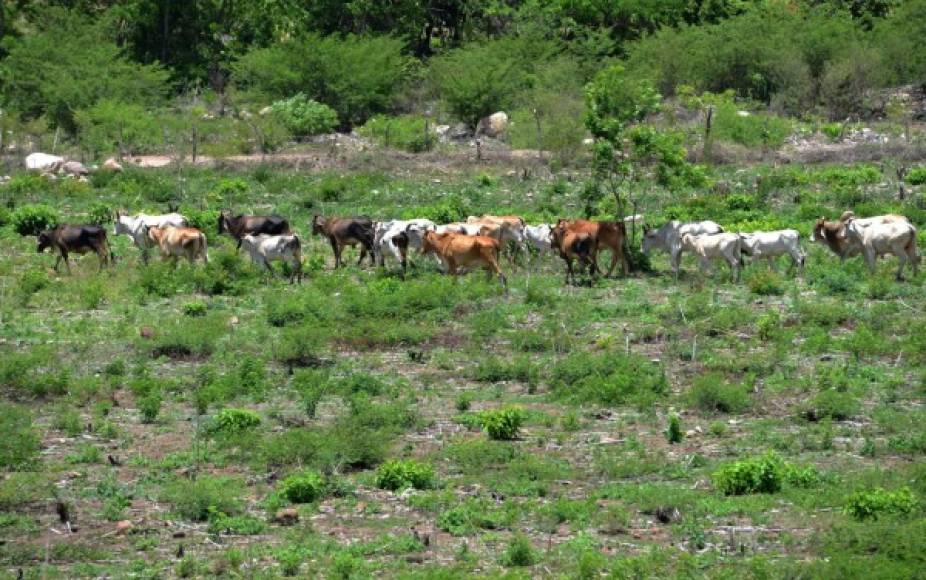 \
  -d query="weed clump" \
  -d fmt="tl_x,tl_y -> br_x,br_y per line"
713,452 -> 784,495
0,404 -> 41,469
208,408 -> 262,436
687,373 -> 750,413
11,204 -> 58,236
280,471 -> 325,503
844,487 -> 917,521
550,352 -> 667,407
375,459 -> 435,491
665,413 -> 683,444
163,476 -> 243,521
480,407 -> 524,441
501,533 -> 537,567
